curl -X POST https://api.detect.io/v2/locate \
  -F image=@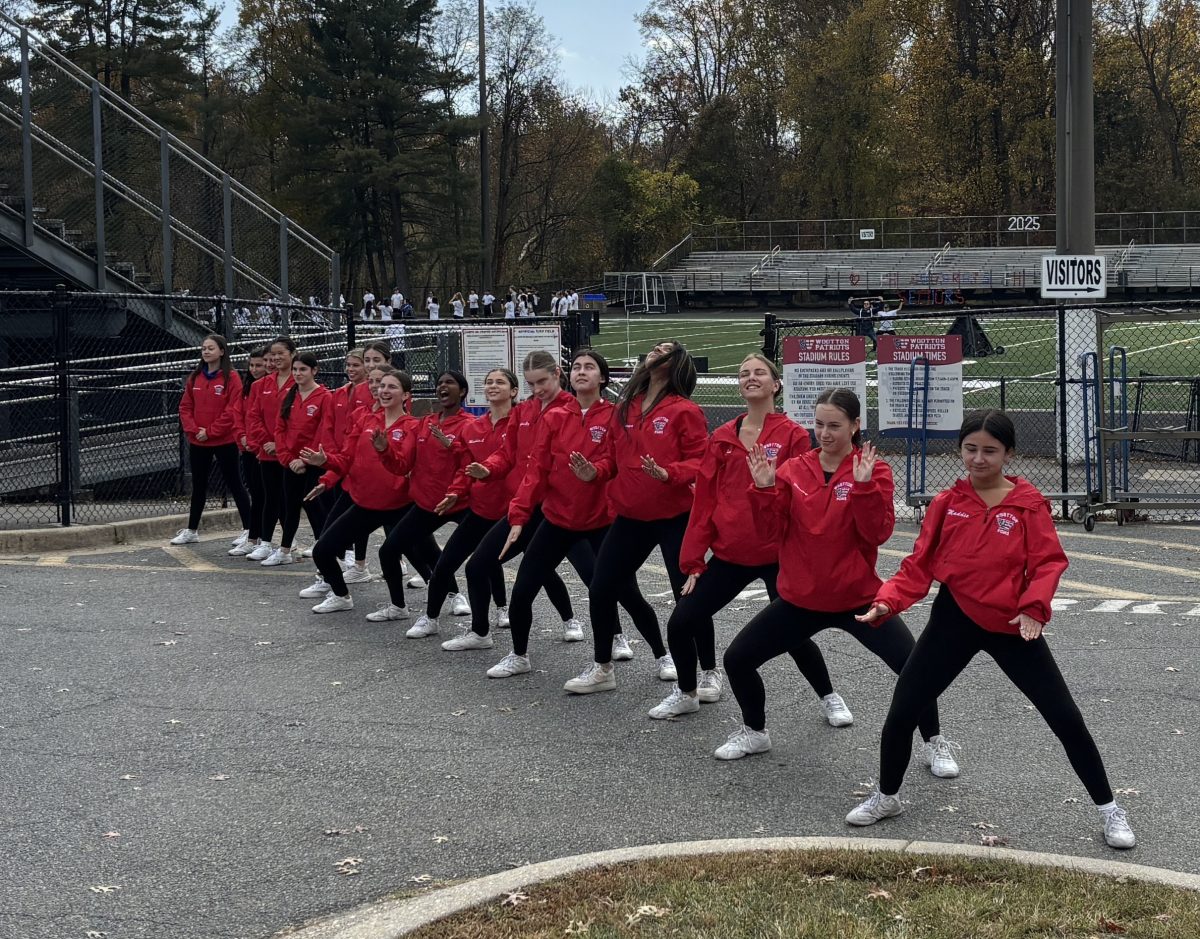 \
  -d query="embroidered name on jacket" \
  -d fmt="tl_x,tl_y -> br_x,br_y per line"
995,511 -> 1019,536
947,508 -> 971,518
